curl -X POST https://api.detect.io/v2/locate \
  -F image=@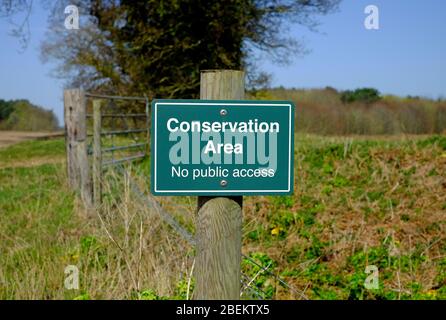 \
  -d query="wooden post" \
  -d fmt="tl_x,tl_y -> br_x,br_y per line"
195,70 -> 244,300
92,99 -> 102,207
64,89 -> 92,208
